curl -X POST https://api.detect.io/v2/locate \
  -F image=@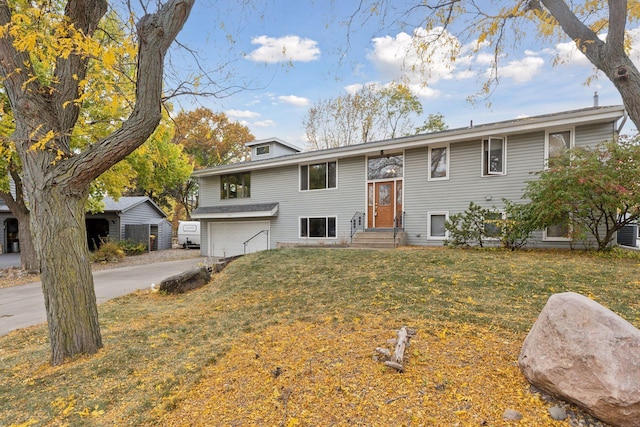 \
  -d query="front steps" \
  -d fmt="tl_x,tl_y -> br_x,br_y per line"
350,230 -> 407,249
